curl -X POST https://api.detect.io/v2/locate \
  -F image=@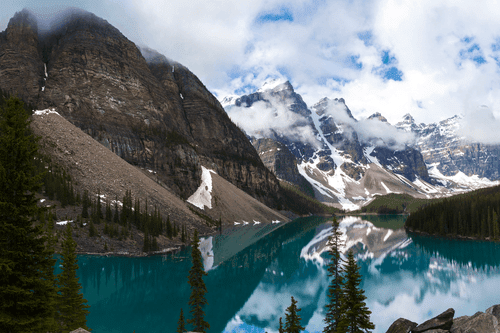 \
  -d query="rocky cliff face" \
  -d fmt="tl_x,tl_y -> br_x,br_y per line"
396,113 -> 500,182
251,138 -> 314,196
0,9 -> 281,206
0,9 -> 44,105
